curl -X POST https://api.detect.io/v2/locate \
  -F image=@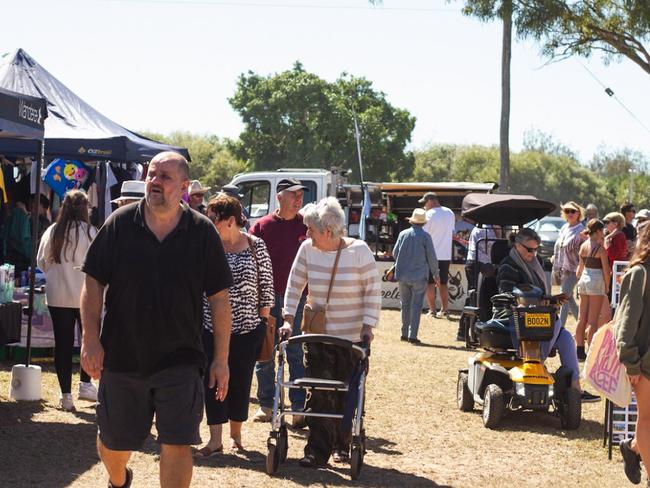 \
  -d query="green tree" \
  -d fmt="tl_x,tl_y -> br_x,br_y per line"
141,131 -> 249,191
517,1 -> 650,75
228,62 -> 416,182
